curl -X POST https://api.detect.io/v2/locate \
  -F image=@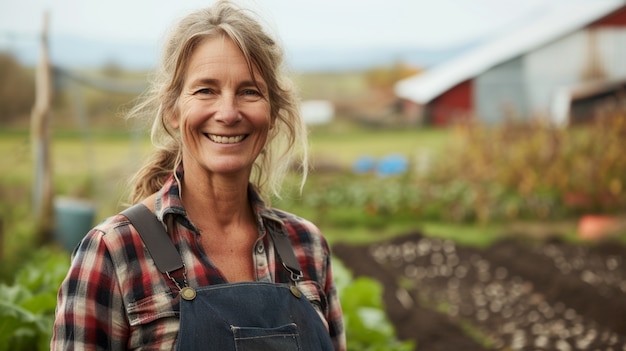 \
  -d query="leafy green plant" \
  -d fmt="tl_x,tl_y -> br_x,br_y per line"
333,259 -> 414,351
0,249 -> 69,351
